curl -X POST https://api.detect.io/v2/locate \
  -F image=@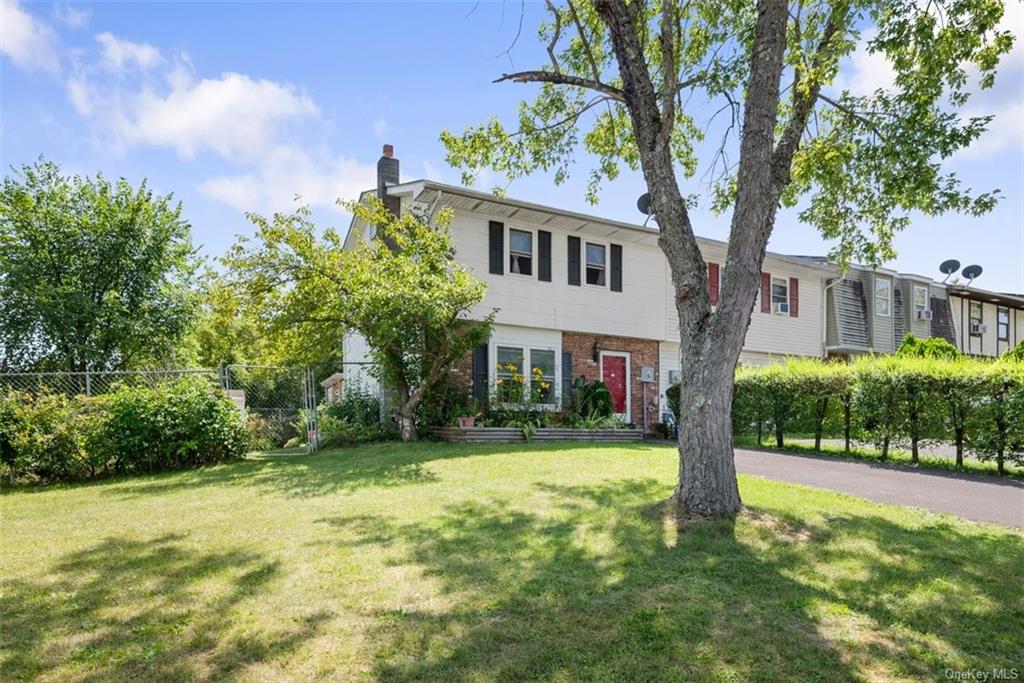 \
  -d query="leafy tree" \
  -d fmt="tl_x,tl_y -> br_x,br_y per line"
440,0 -> 1013,514
226,201 -> 493,442
178,271 -> 267,368
0,158 -> 197,372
